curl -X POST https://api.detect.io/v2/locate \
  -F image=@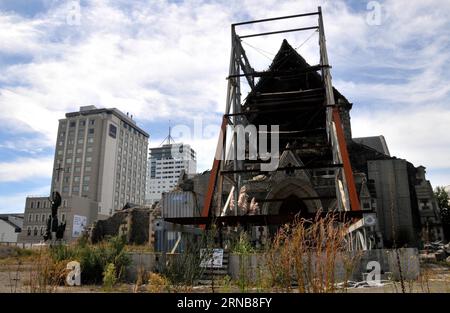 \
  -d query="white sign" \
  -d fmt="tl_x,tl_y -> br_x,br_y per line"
200,249 -> 223,268
72,215 -> 87,238
363,213 -> 377,227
